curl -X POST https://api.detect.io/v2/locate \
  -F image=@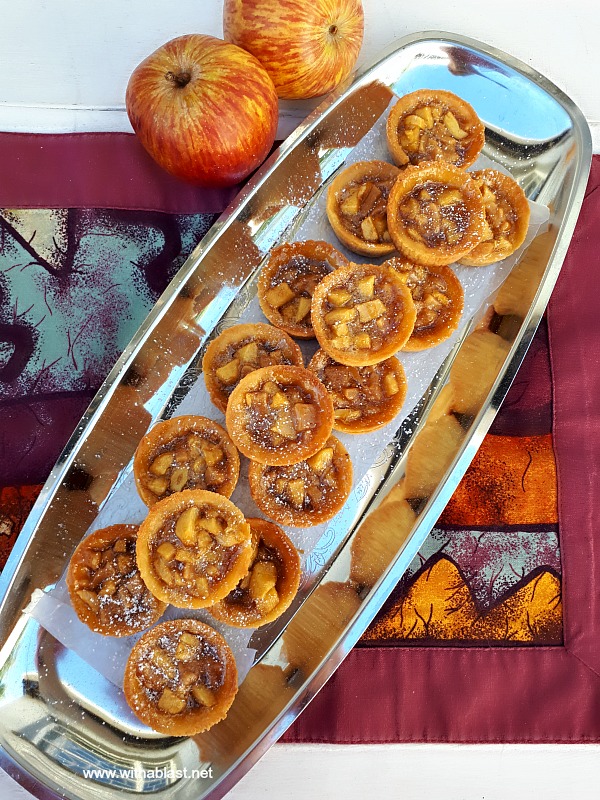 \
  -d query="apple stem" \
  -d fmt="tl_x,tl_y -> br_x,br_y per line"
329,24 -> 338,36
166,70 -> 191,88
